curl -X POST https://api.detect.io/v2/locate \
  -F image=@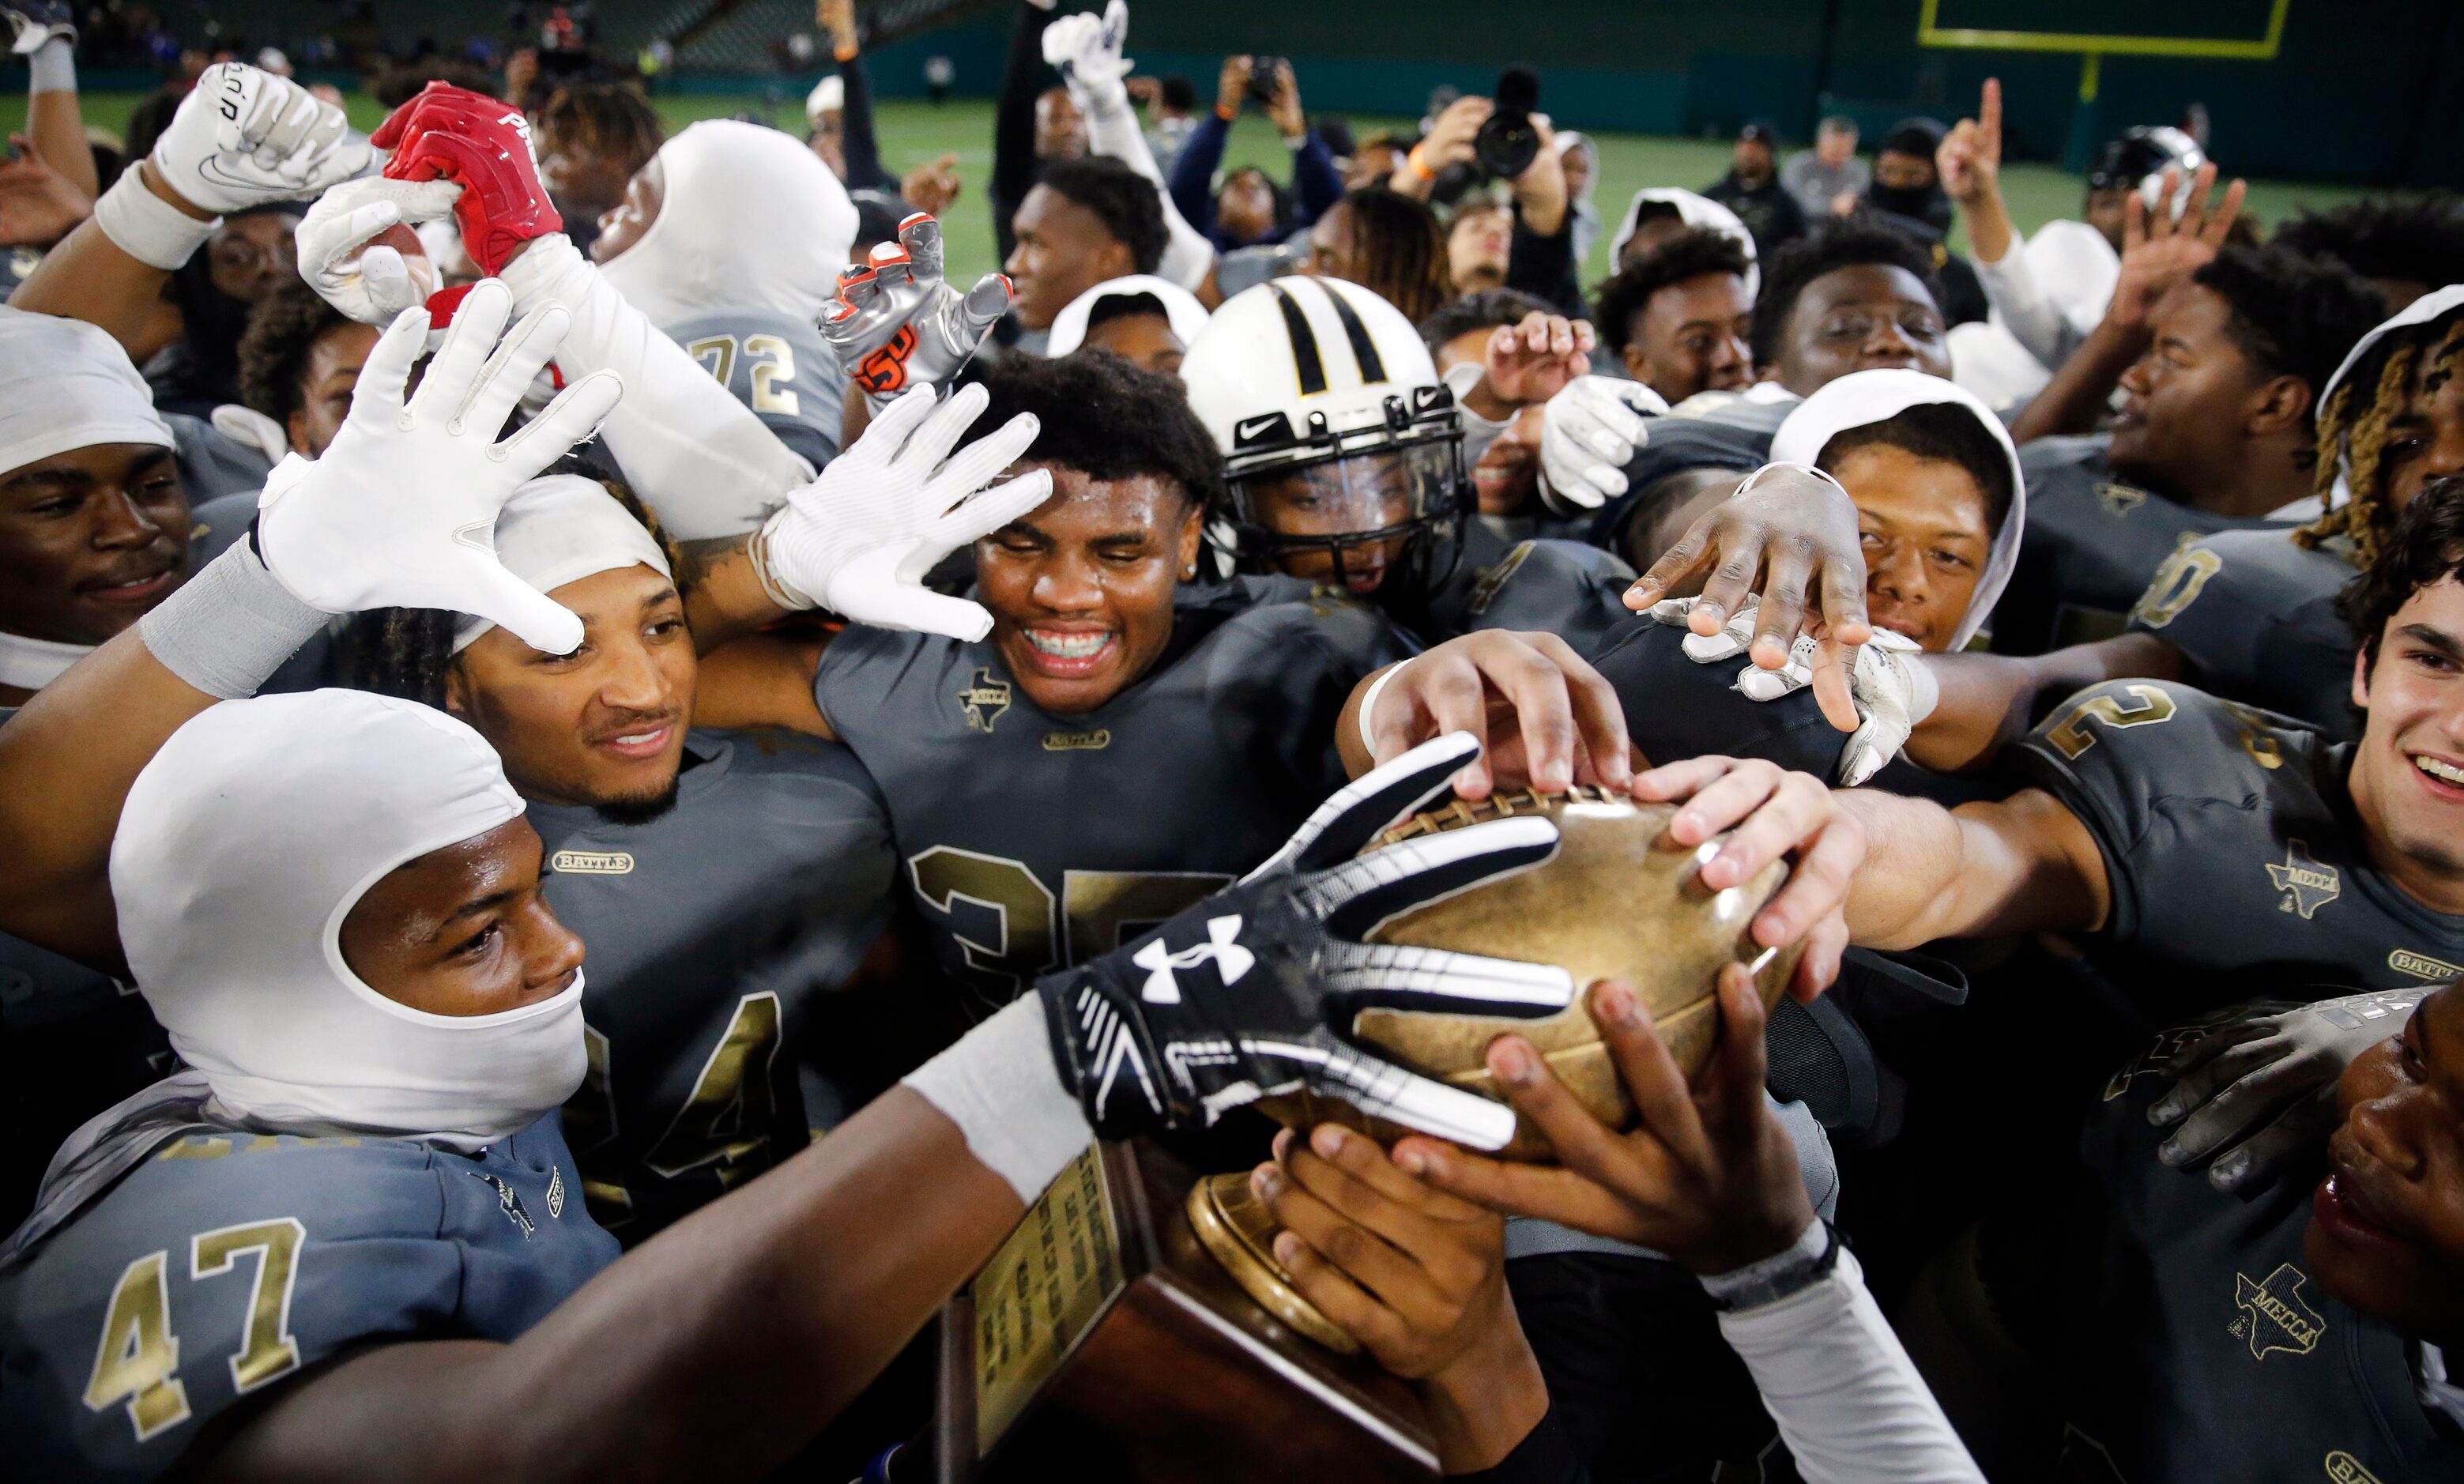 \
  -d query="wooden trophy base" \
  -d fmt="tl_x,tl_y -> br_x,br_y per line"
936,1140 -> 1437,1484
